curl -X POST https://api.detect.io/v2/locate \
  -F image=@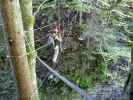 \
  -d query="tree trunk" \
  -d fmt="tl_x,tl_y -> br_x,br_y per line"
130,48 -> 133,100
131,48 -> 133,64
129,73 -> 133,100
19,0 -> 39,99
1,0 -> 36,99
